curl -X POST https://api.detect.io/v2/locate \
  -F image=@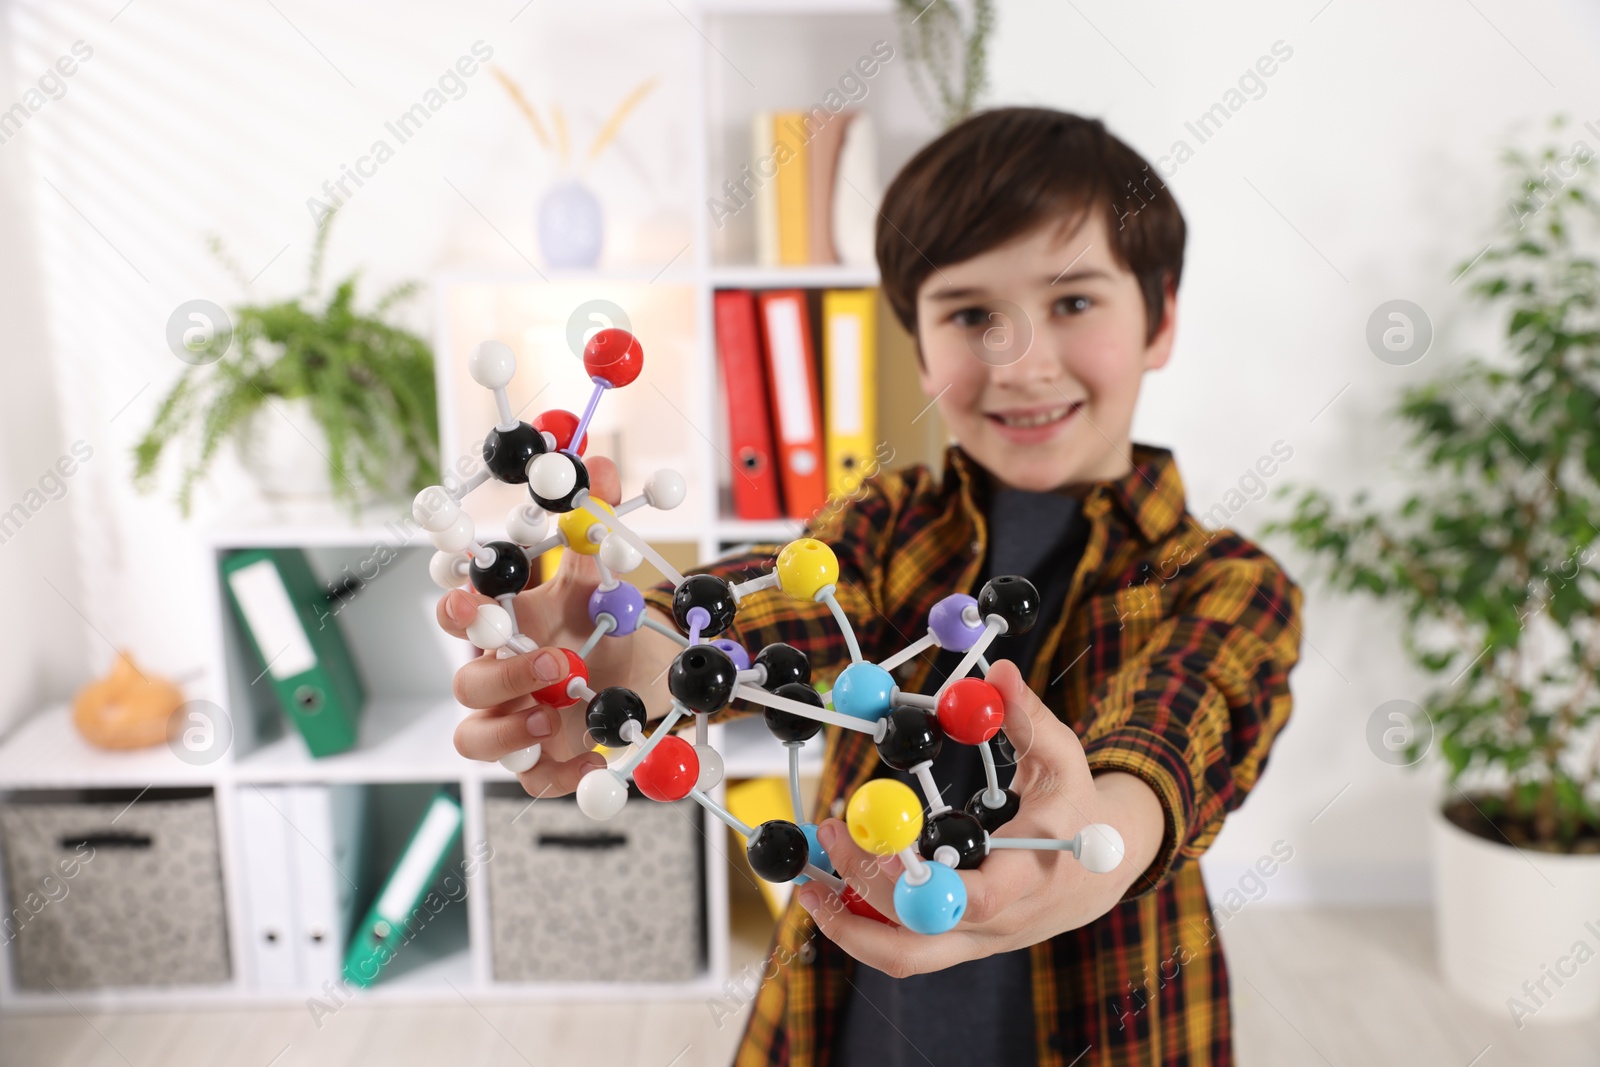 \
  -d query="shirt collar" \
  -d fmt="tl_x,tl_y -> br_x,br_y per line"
944,441 -> 1188,545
